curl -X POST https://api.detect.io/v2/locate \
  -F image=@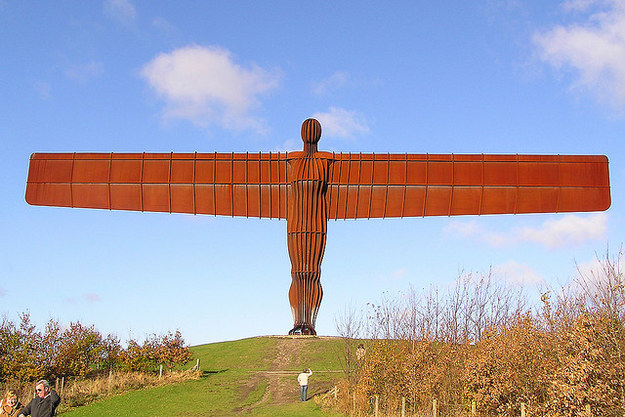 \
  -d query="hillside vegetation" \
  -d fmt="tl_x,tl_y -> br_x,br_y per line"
60,336 -> 347,416
326,250 -> 625,416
